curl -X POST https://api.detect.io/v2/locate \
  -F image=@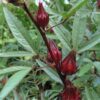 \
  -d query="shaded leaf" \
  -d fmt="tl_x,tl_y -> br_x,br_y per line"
62,0 -> 87,19
77,63 -> 93,77
49,19 -> 71,51
36,60 -> 62,84
85,86 -> 92,100
0,66 -> 30,75
78,33 -> 100,53
72,13 -> 87,50
0,67 -> 31,99
93,61 -> 100,73
85,86 -> 100,100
